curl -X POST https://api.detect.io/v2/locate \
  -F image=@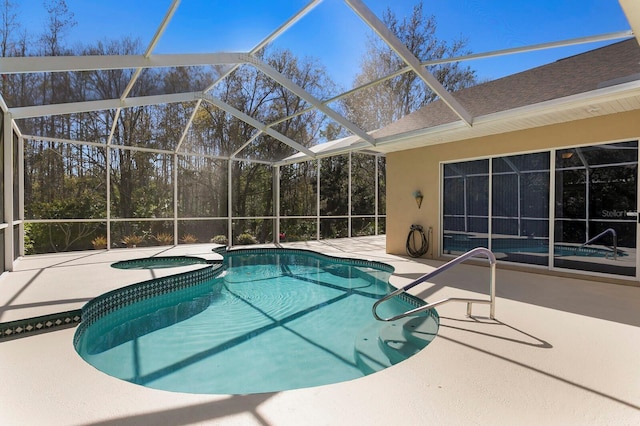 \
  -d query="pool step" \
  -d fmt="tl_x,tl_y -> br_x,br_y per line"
354,322 -> 392,375
400,315 -> 439,347
378,315 -> 439,365
354,314 -> 439,375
